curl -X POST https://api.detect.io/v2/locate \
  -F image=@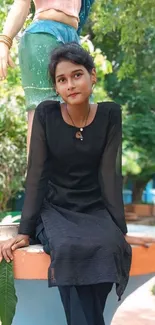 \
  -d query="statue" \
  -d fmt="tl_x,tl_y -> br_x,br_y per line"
0,0 -> 95,153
